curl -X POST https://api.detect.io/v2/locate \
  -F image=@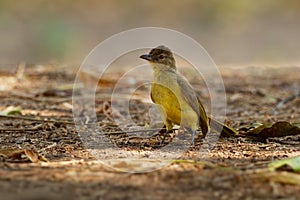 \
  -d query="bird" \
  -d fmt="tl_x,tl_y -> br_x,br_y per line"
140,45 -> 237,145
